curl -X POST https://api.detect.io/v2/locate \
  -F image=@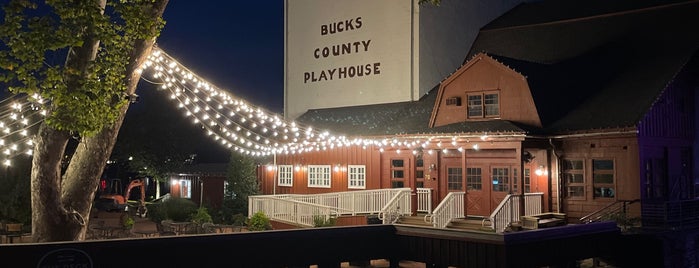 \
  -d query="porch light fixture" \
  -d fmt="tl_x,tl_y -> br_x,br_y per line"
294,165 -> 301,172
334,164 -> 340,172
535,166 -> 548,176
